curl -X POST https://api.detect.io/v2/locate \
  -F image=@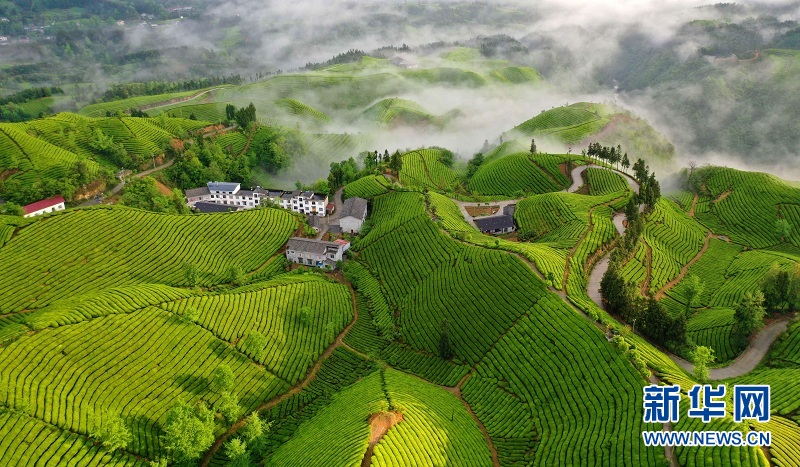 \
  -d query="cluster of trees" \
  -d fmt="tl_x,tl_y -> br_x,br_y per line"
0,86 -> 63,105
586,143 -> 630,172
761,263 -> 800,314
0,159 -> 112,206
732,291 -> 766,352
227,103 -> 257,129
100,76 -> 243,102
601,268 -> 687,350
168,139 -> 251,190
328,149 -> 403,193
119,176 -> 188,214
246,126 -> 301,174
127,108 -> 149,118
303,49 -> 366,70
628,157 -> 661,211
328,157 -> 365,191
465,152 -> 484,178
